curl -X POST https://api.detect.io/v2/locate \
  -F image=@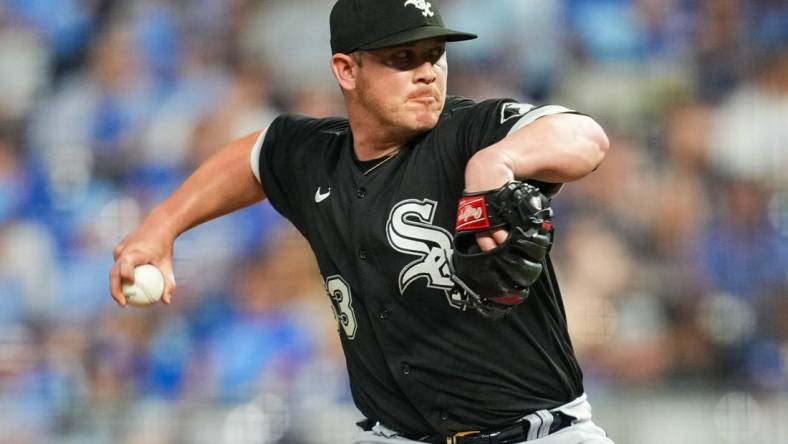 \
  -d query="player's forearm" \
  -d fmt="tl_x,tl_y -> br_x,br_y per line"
144,131 -> 266,238
465,114 -> 609,191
